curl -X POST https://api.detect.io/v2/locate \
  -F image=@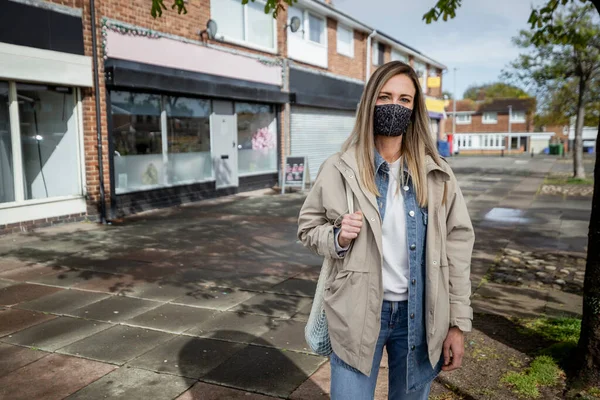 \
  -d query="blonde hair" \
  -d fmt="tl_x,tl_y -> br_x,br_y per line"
342,61 -> 442,207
